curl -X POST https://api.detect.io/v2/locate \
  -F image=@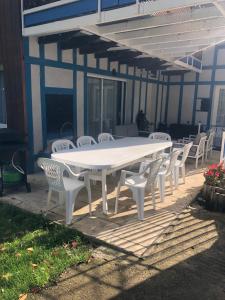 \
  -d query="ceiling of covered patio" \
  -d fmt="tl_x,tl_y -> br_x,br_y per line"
28,0 -> 225,74
82,0 -> 225,72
